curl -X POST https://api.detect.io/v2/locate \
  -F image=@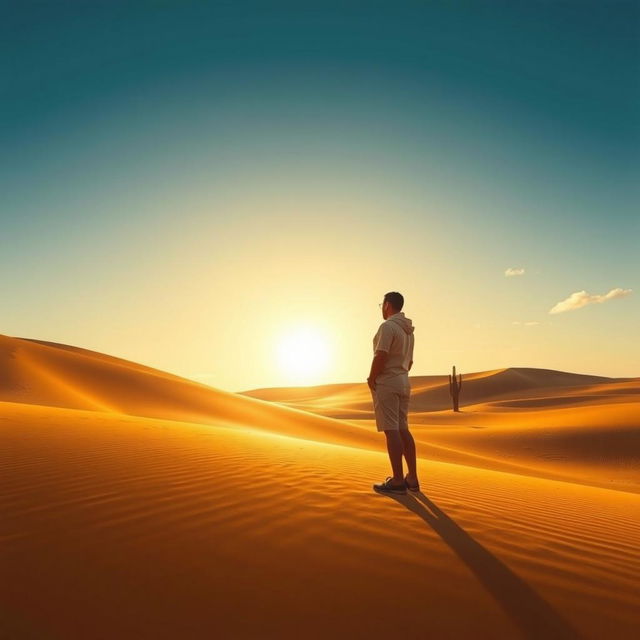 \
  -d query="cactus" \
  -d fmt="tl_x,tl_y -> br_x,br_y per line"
448,365 -> 463,412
